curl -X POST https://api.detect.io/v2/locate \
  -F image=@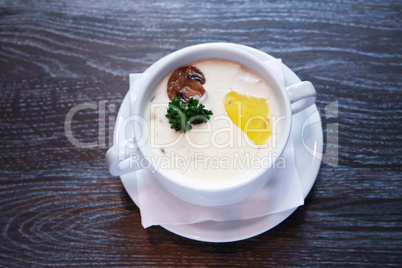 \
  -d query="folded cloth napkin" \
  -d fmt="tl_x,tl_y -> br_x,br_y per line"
128,58 -> 304,228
